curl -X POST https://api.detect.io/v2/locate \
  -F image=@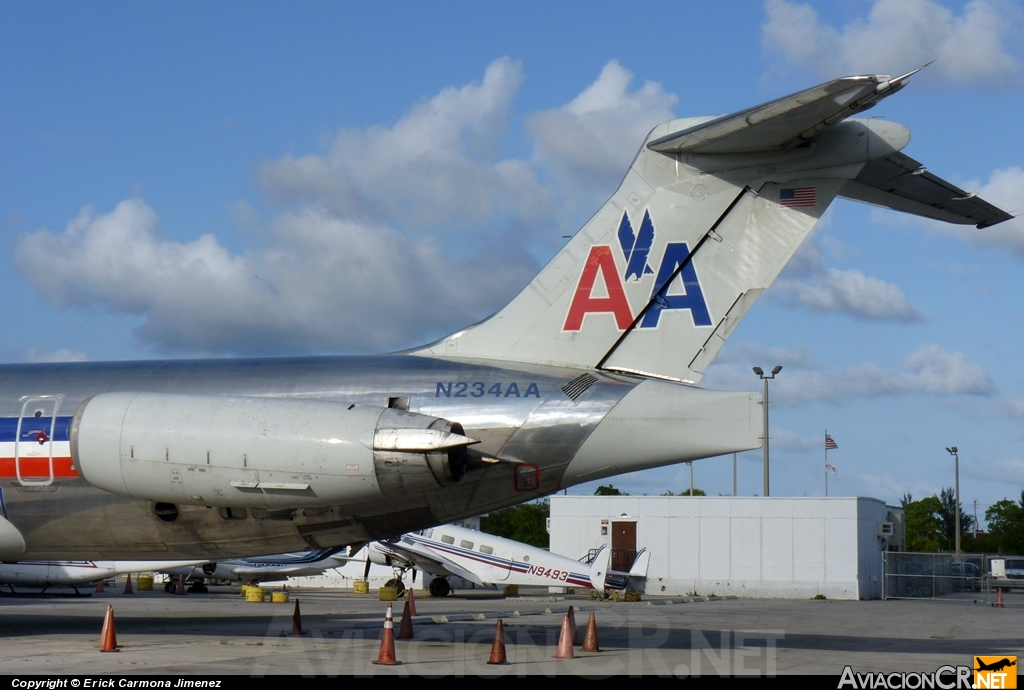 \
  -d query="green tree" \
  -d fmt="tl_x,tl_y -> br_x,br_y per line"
937,487 -> 975,550
480,500 -> 549,548
594,485 -> 627,496
662,488 -> 706,496
984,491 -> 1024,554
903,495 -> 944,552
